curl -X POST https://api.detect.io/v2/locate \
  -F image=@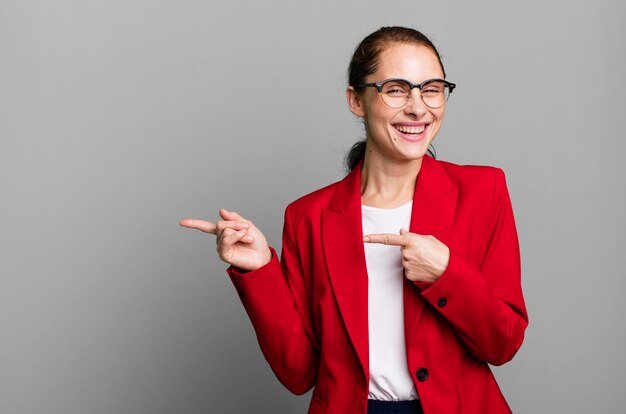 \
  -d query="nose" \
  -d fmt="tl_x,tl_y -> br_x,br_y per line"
403,91 -> 428,116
